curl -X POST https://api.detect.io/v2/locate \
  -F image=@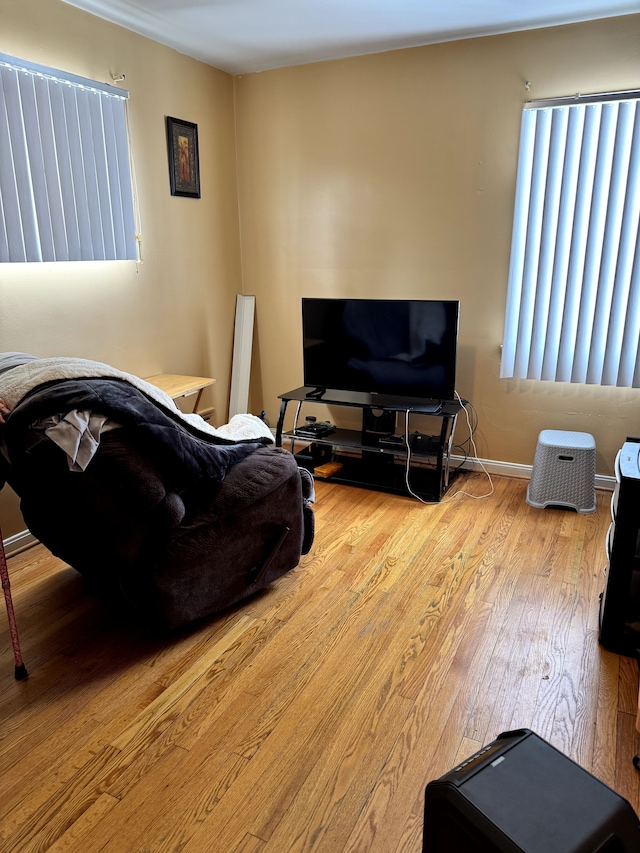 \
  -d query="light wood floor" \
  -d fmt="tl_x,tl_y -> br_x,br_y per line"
1,473 -> 639,852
